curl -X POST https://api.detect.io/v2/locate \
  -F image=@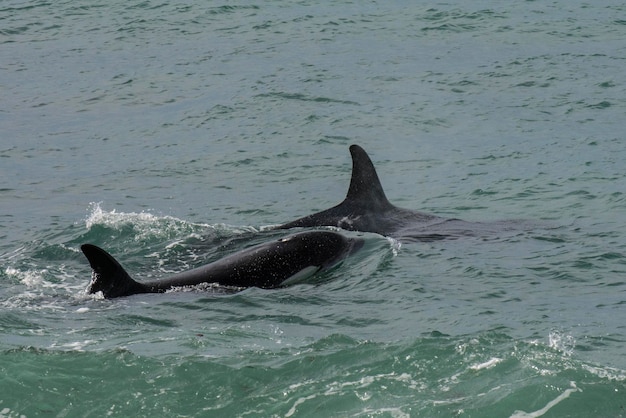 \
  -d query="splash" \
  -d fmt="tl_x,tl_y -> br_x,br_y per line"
84,202 -> 257,241
5,267 -> 49,288
548,330 -> 576,357
85,202 -> 164,231
387,236 -> 402,256
84,202 -> 196,241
